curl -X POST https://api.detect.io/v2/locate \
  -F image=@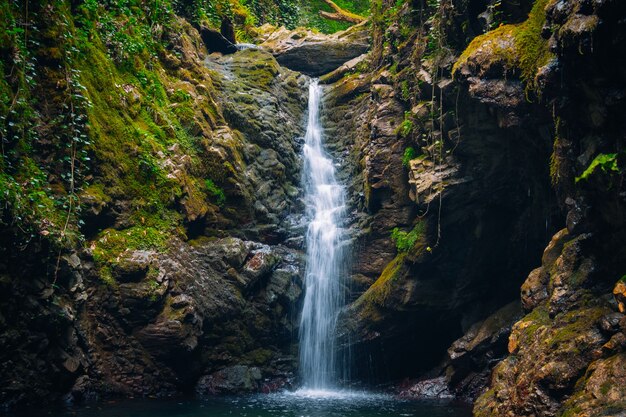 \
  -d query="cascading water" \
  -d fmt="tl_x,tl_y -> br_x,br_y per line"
298,80 -> 348,391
